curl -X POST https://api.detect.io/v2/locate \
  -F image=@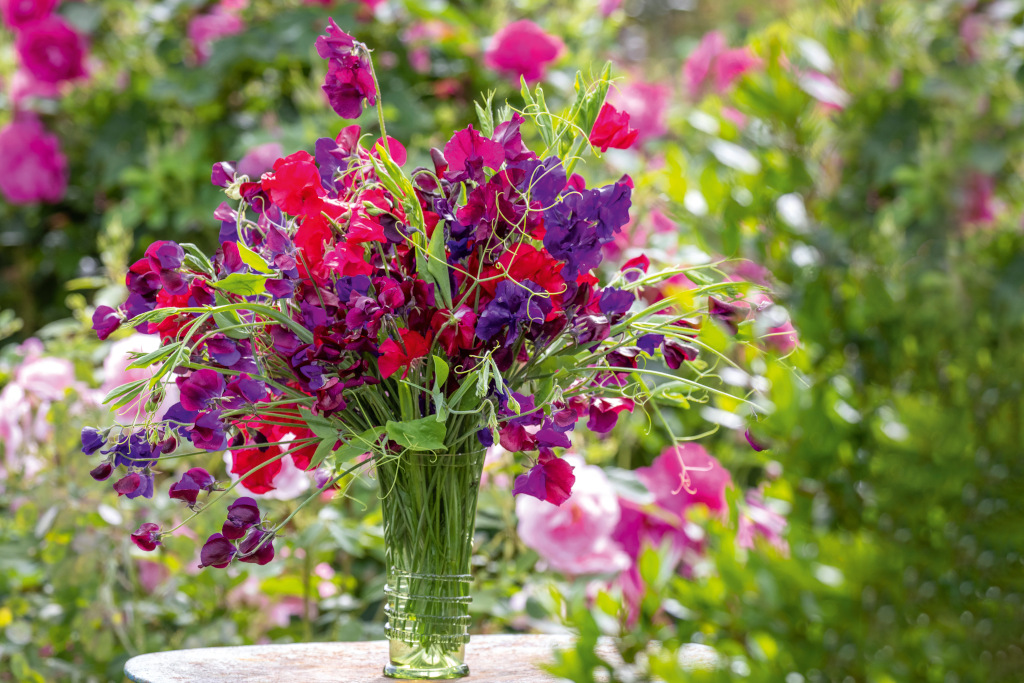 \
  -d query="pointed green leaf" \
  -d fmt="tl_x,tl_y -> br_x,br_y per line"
425,223 -> 452,309
211,272 -> 267,296
237,242 -> 273,274
432,355 -> 450,386
386,417 -> 447,451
